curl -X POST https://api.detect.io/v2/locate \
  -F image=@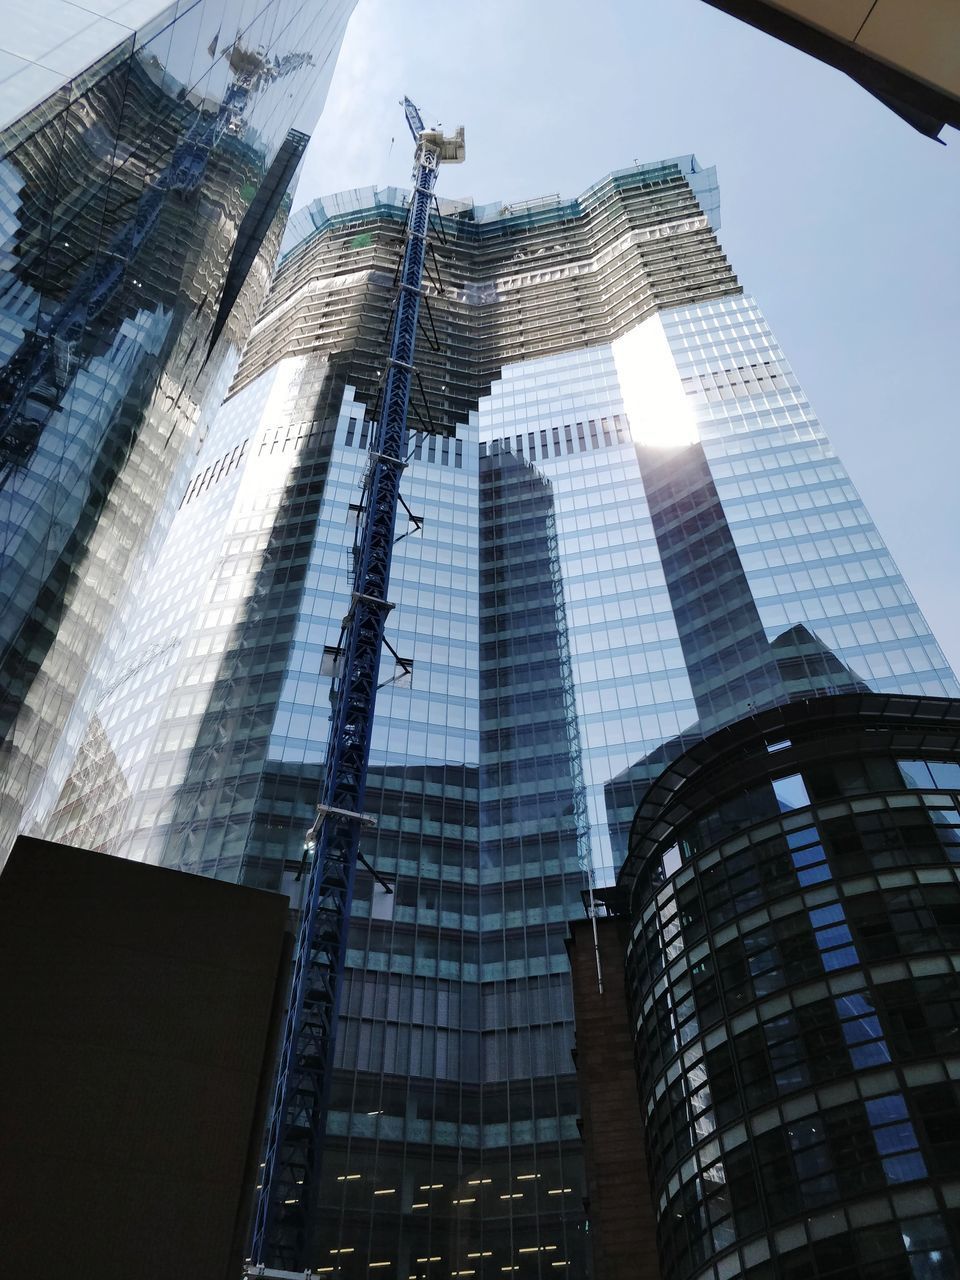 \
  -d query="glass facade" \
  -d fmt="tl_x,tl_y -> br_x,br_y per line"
33,157 -> 958,1274
620,697 -> 960,1280
0,0 -> 356,854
